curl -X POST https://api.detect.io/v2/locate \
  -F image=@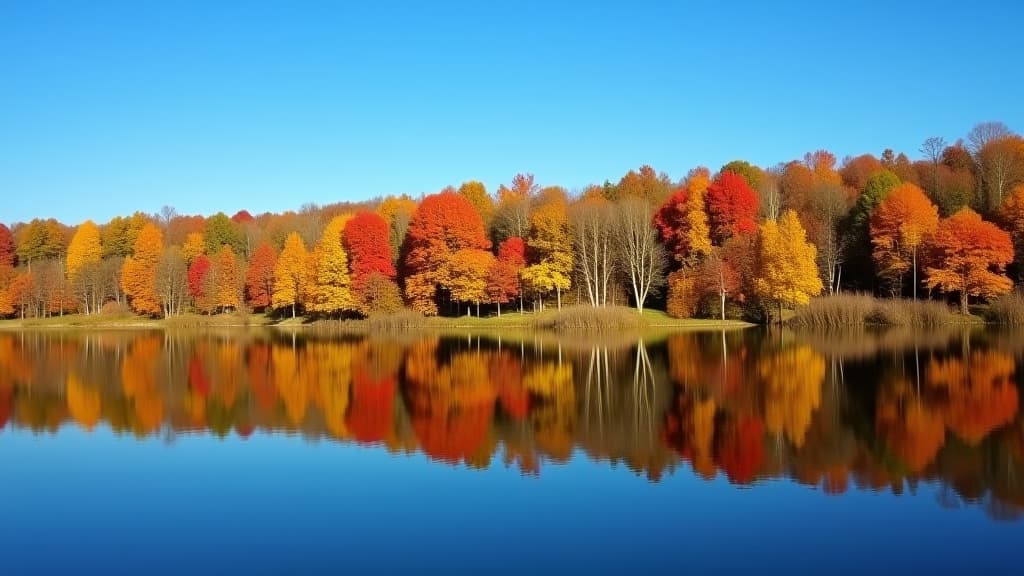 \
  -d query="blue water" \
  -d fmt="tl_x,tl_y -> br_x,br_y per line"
1,425 -> 1017,576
